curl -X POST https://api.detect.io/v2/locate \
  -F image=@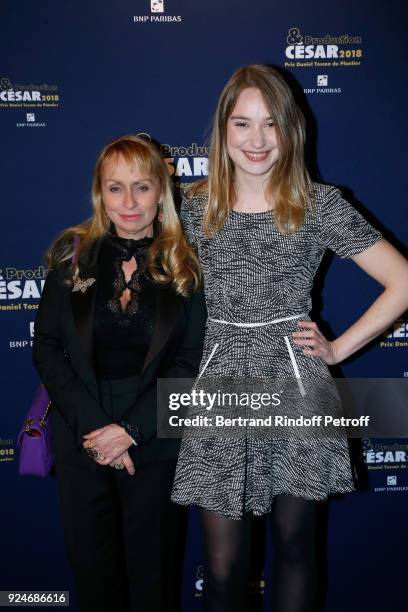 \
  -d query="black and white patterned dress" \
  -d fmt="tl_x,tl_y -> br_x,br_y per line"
171,183 -> 382,519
